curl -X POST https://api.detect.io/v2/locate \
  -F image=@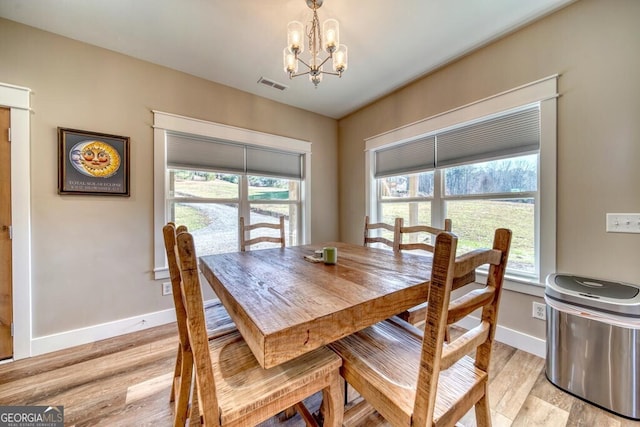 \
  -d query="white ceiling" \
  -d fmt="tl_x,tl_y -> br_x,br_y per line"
0,0 -> 574,119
